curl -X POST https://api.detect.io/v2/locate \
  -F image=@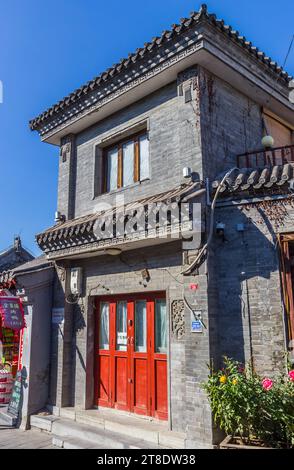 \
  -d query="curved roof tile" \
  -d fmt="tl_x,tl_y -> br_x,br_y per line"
212,163 -> 294,197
